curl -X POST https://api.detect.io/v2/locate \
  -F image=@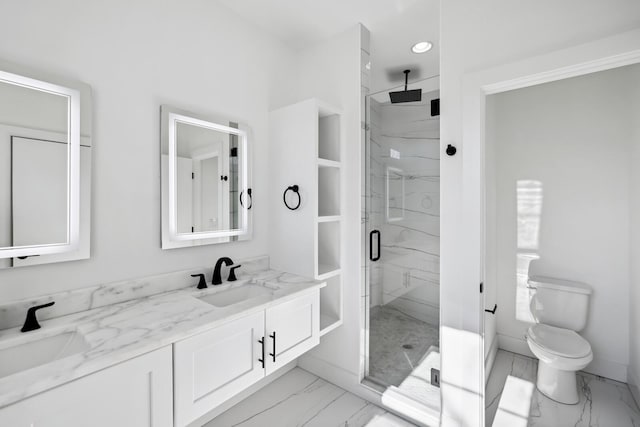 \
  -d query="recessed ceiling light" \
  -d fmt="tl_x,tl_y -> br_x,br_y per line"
411,41 -> 433,54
